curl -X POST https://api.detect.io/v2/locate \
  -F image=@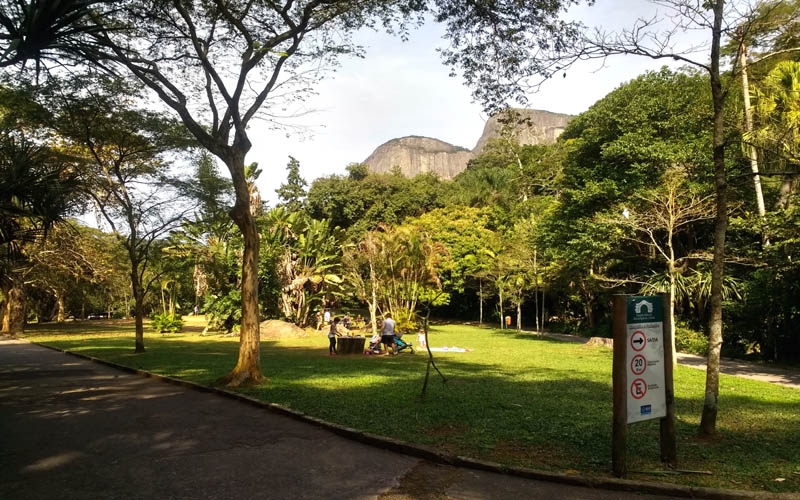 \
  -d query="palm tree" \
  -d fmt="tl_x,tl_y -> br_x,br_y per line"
0,0 -> 108,72
753,61 -> 800,208
0,133 -> 77,334
263,208 -> 345,328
